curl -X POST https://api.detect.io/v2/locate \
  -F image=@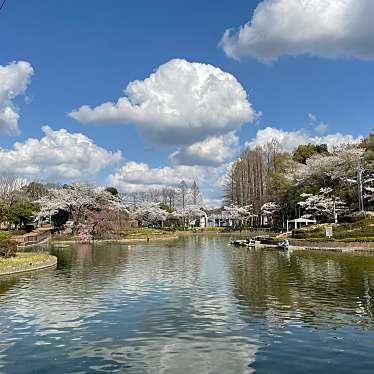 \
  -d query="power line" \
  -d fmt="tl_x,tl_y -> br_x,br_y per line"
0,0 -> 6,12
